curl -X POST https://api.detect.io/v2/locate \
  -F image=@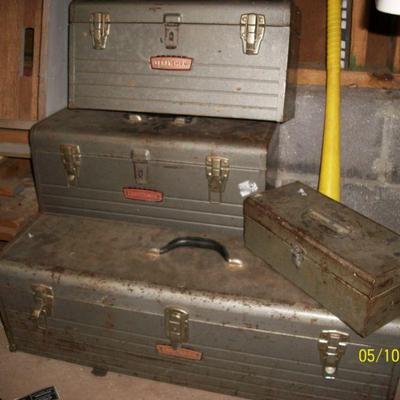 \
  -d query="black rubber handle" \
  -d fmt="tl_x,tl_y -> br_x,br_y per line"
159,237 -> 231,263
